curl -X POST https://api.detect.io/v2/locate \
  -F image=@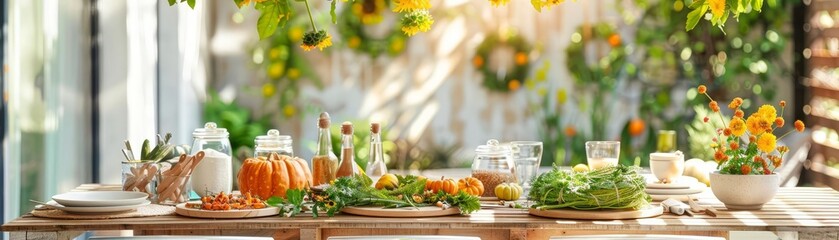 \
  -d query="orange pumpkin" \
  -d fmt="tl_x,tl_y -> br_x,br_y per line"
426,177 -> 458,195
237,153 -> 313,199
457,177 -> 484,196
